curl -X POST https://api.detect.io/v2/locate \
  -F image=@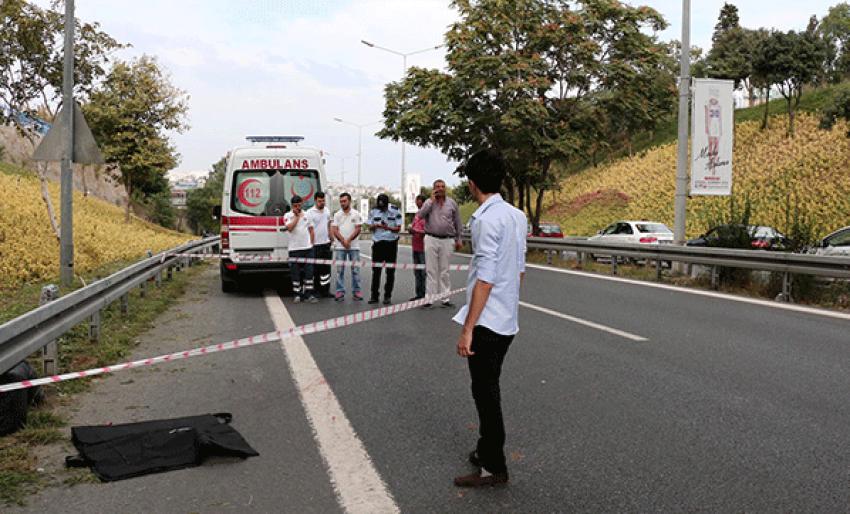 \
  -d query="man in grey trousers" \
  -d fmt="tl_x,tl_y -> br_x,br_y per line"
417,179 -> 463,308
